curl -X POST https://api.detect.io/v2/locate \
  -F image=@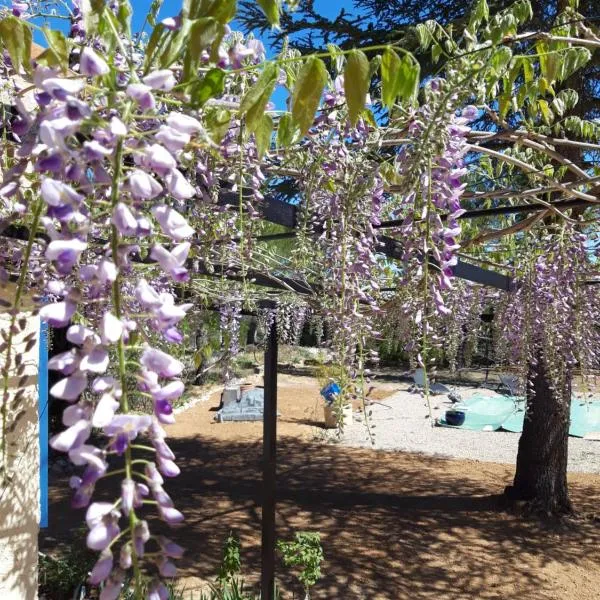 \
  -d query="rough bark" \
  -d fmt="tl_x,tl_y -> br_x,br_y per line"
506,354 -> 573,515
